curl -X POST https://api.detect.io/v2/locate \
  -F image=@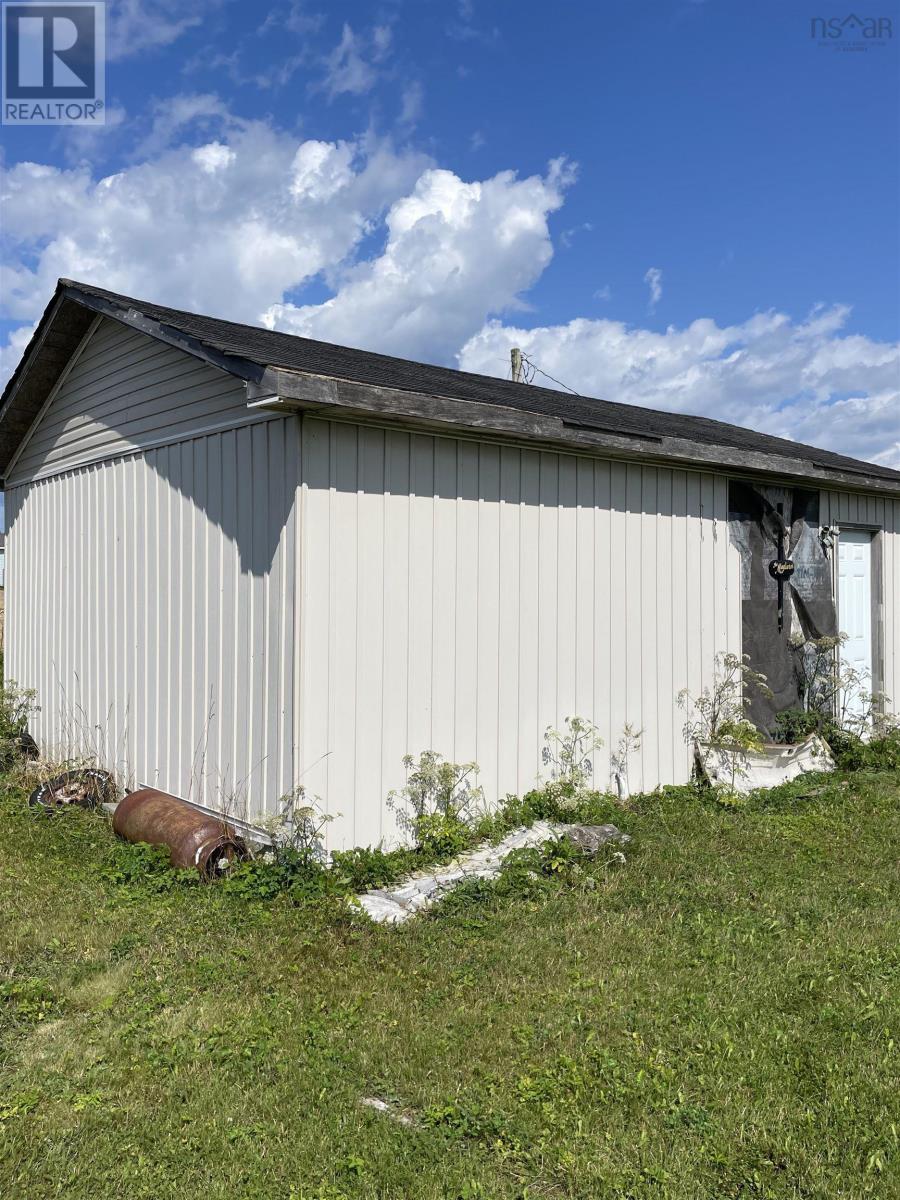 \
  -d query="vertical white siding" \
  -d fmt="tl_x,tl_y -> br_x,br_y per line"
298,419 -> 742,850
822,489 -> 900,707
6,417 -> 300,819
9,376 -> 895,856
